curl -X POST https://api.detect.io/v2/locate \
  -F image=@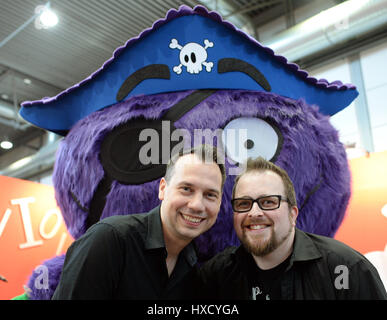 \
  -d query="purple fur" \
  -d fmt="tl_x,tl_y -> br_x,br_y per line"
26,255 -> 65,300
27,90 -> 350,299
